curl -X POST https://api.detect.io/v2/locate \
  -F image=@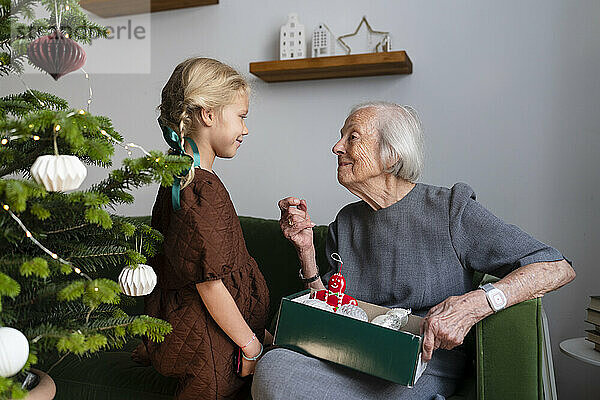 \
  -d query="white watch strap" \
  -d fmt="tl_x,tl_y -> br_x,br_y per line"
479,283 -> 507,312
